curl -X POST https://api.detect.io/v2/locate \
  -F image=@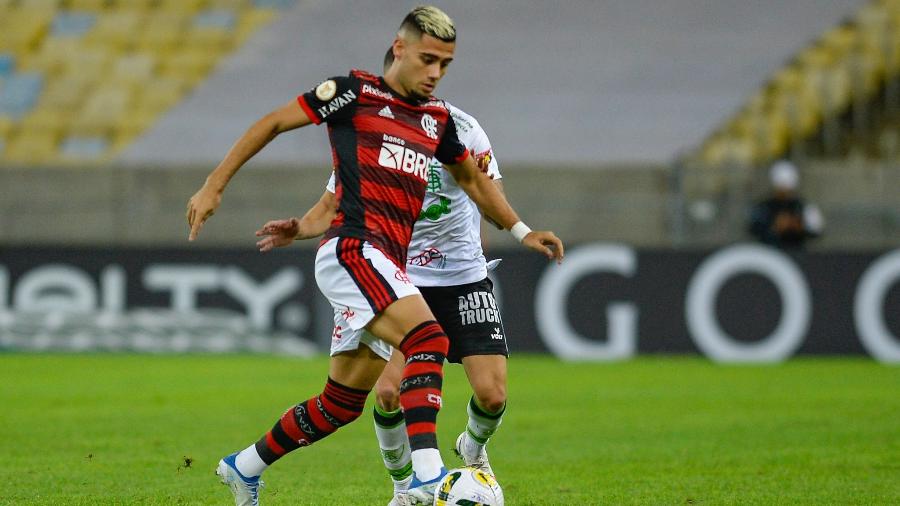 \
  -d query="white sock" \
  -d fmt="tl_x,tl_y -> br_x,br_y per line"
466,396 -> 505,448
373,406 -> 412,488
235,444 -> 268,478
410,448 -> 443,482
